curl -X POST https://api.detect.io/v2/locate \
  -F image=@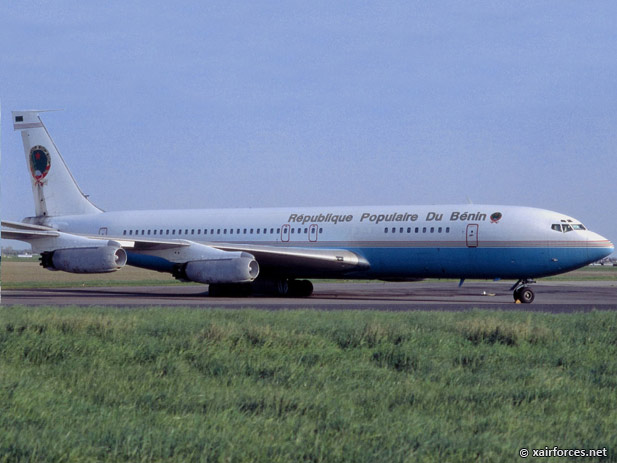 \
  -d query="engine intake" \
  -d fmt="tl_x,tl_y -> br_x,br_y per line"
42,246 -> 127,273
